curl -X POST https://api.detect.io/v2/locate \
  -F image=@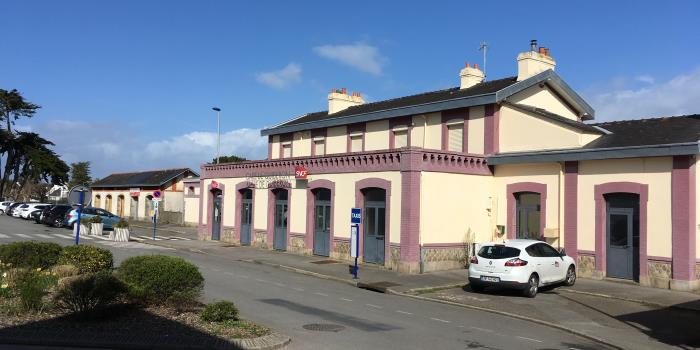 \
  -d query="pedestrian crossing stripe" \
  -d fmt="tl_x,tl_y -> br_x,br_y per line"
0,233 -> 8,238
15,233 -> 31,238
36,234 -> 53,239
136,235 -> 191,241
